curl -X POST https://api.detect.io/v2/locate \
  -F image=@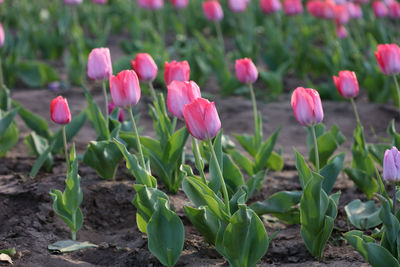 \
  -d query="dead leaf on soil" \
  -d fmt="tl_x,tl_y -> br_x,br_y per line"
48,240 -> 98,254
0,253 -> 13,264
